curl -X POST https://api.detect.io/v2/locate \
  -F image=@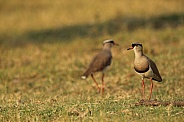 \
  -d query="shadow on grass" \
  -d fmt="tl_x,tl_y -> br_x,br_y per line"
1,13 -> 184,46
